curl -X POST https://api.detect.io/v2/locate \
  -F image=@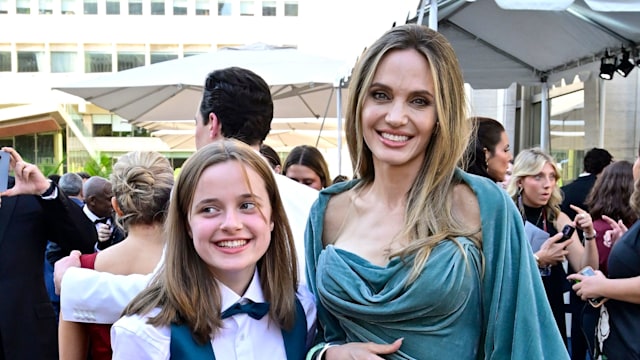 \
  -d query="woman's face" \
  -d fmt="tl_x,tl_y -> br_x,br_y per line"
633,154 -> 640,181
486,131 -> 512,182
285,164 -> 323,190
361,48 -> 438,172
188,161 -> 273,289
519,162 -> 557,207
